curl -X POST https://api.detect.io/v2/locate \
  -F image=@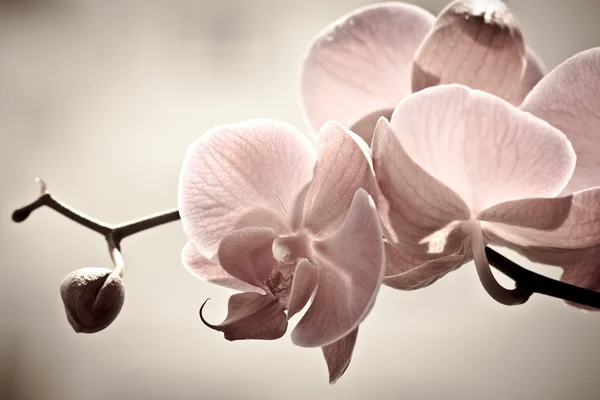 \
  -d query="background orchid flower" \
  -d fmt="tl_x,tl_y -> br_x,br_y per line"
497,47 -> 600,309
178,119 -> 384,383
301,0 -> 546,144
372,84 -> 600,306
